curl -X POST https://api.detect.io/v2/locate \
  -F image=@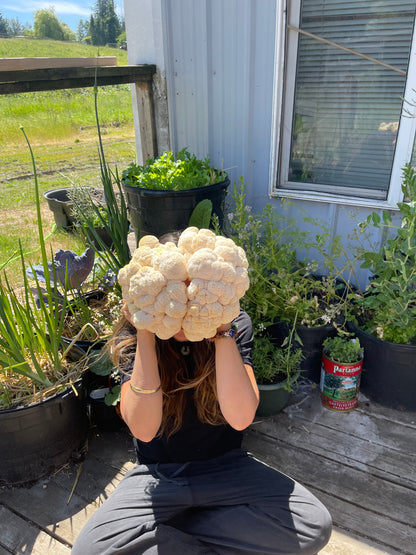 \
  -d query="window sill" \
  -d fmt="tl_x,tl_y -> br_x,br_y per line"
271,188 -> 401,211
